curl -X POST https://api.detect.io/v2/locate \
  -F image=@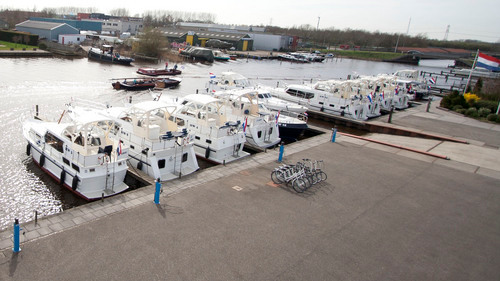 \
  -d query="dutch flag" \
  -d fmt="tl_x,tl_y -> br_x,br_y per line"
243,117 -> 248,132
209,72 -> 216,79
367,92 -> 373,103
429,77 -> 437,84
476,52 -> 500,72
116,140 -> 122,156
